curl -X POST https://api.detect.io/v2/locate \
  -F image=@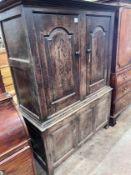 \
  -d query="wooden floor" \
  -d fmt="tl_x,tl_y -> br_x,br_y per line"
36,105 -> 131,175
